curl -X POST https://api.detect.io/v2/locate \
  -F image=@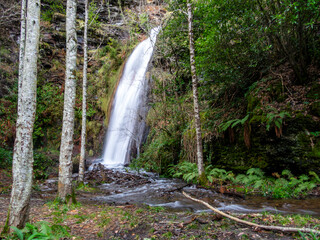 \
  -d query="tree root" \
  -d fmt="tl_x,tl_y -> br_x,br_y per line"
182,191 -> 320,234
